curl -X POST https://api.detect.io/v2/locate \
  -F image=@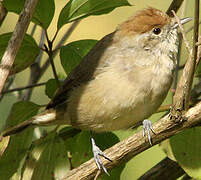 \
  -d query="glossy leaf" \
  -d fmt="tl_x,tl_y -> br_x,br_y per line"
22,132 -> 70,180
45,79 -> 60,99
159,139 -> 176,161
170,127 -> 201,179
0,101 -> 40,179
60,39 -> 97,74
3,0 -> 55,29
58,0 -> 131,29
0,33 -> 40,75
